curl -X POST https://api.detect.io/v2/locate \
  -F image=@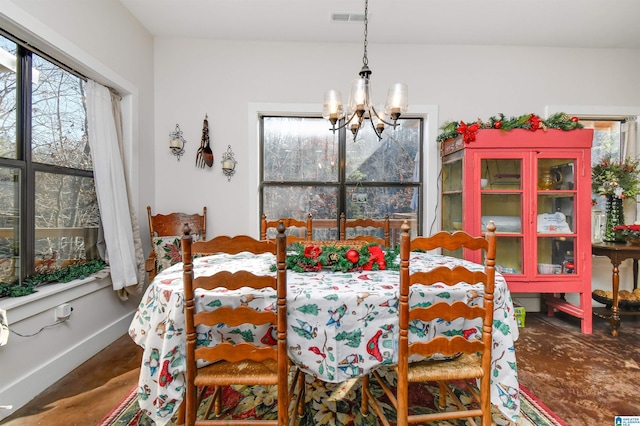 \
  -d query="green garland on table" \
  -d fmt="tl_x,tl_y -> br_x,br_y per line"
437,112 -> 583,143
272,243 -> 399,273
